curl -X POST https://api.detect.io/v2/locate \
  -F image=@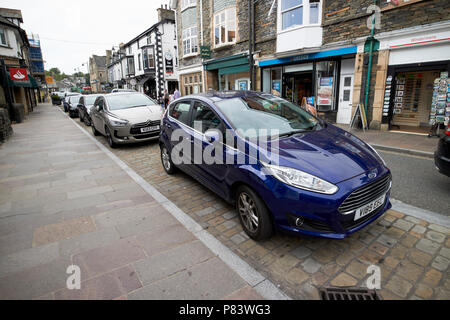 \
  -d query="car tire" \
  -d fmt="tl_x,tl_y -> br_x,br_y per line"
105,127 -> 117,149
92,124 -> 100,136
161,145 -> 176,174
79,114 -> 84,123
84,115 -> 91,126
236,185 -> 273,241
